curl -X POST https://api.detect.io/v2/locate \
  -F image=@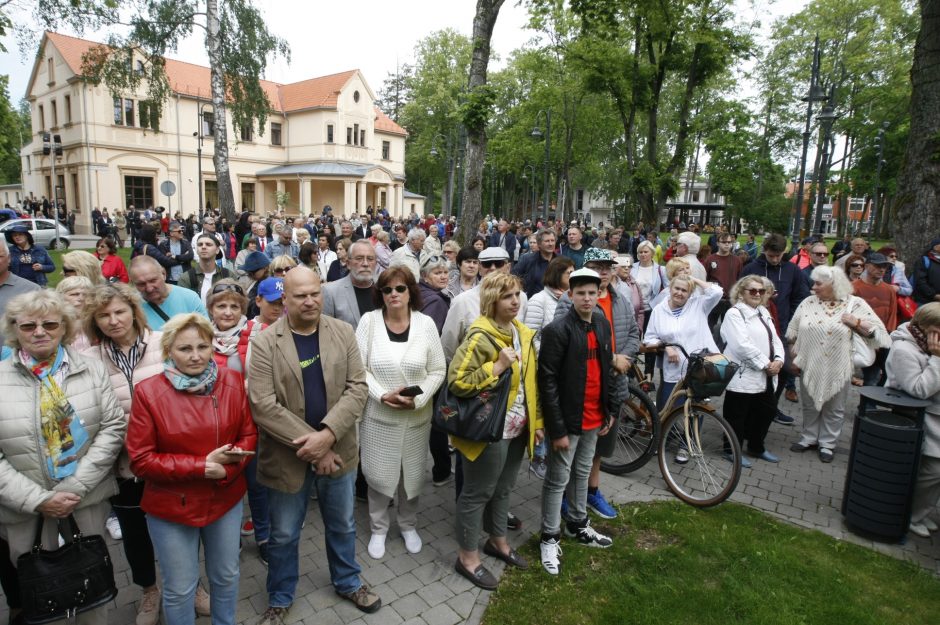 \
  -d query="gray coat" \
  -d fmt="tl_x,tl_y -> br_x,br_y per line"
0,348 -> 126,524
323,275 -> 370,329
554,285 -> 640,401
886,323 -> 940,458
